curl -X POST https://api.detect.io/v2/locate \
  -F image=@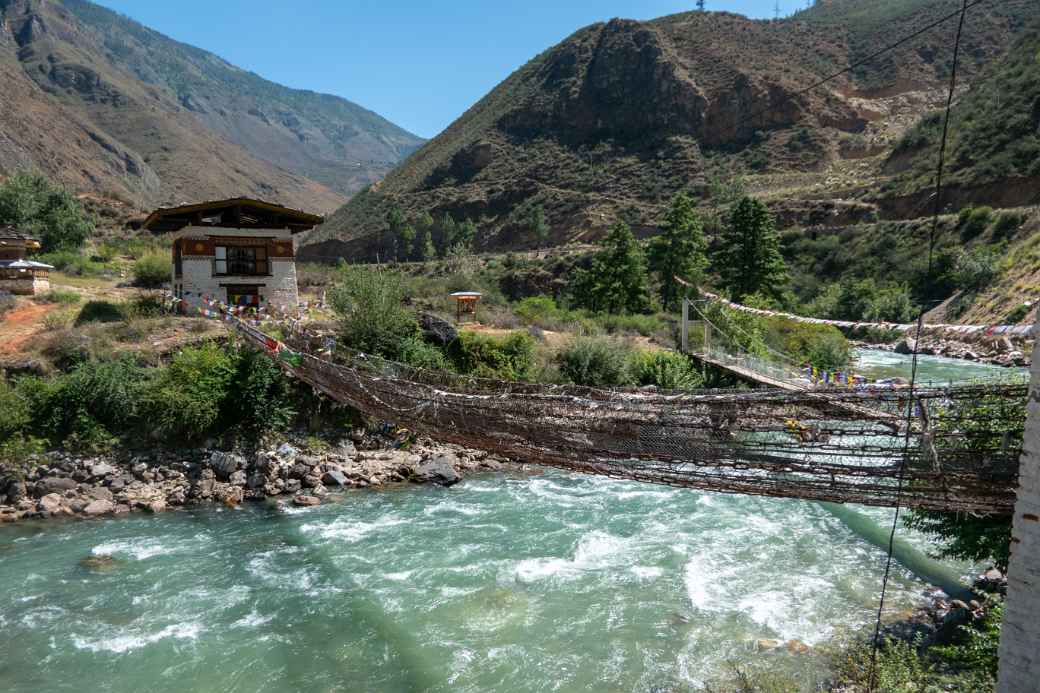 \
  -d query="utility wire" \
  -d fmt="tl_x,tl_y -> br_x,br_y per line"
866,1 -> 969,689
